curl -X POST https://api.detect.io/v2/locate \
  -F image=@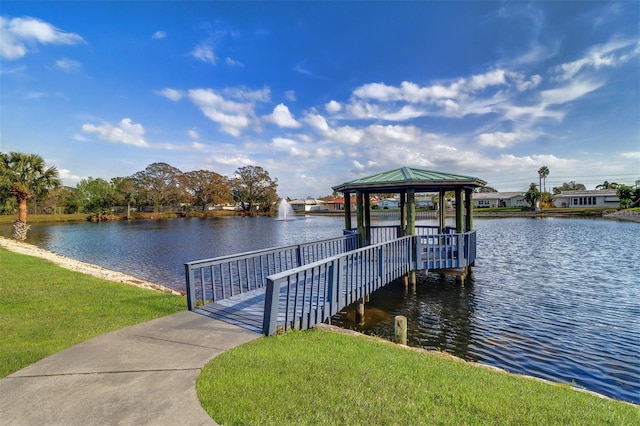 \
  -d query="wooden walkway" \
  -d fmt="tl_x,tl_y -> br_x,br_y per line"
185,227 -> 477,335
194,288 -> 266,333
